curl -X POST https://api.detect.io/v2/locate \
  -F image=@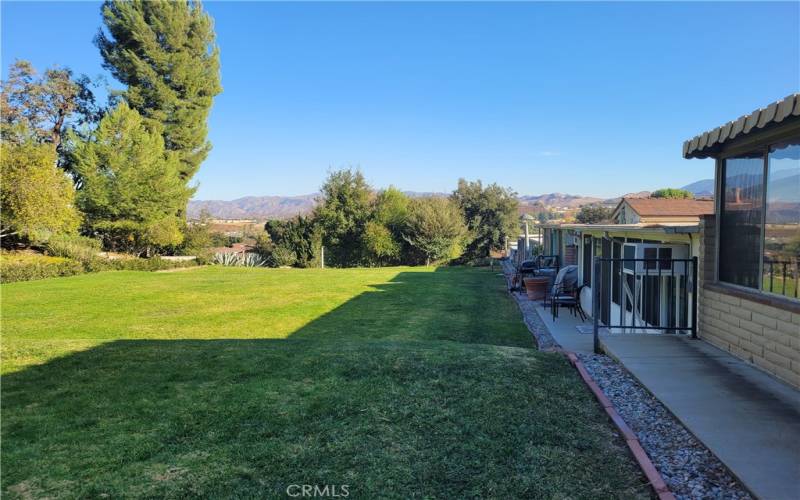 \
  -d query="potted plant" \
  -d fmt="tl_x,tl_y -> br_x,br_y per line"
523,276 -> 550,300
